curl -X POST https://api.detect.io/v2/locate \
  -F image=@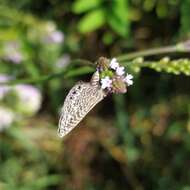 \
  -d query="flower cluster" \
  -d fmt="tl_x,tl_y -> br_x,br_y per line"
41,22 -> 64,44
43,30 -> 64,44
0,75 -> 42,114
27,21 -> 64,45
97,57 -> 133,94
3,41 -> 23,64
0,74 -> 43,132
